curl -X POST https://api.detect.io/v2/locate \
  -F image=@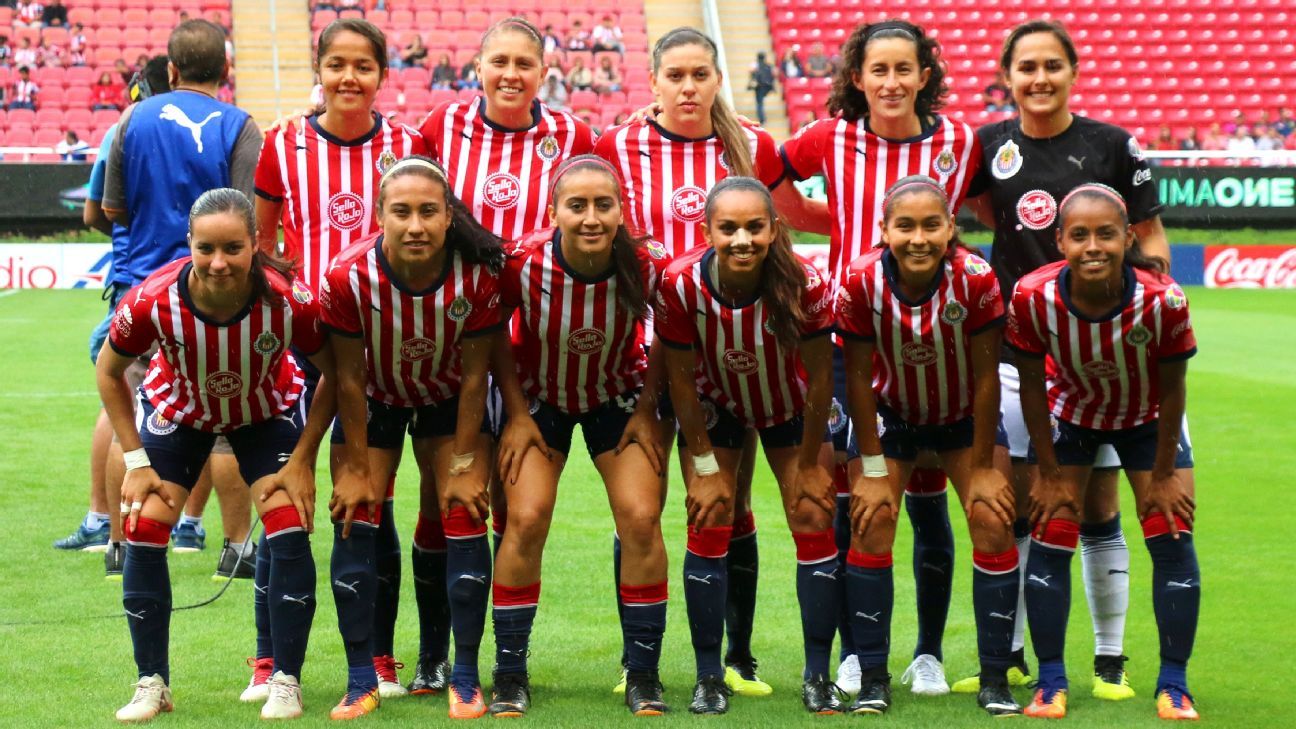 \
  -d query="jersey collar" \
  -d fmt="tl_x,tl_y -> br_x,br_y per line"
552,229 -> 616,284
648,117 -> 716,143
863,113 -> 942,144
700,247 -> 762,309
478,97 -> 543,133
881,247 -> 946,306
309,111 -> 383,147
177,261 -> 255,327
1057,263 -> 1135,322
375,234 -> 454,297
